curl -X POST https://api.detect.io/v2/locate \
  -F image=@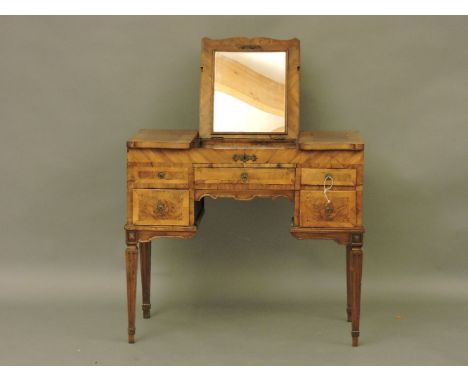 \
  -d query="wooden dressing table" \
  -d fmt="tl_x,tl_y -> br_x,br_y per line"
124,38 -> 365,346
